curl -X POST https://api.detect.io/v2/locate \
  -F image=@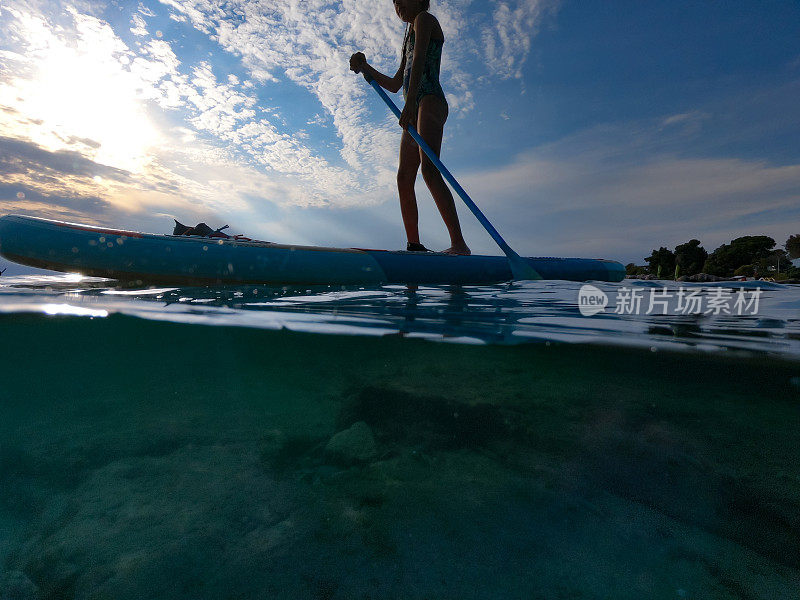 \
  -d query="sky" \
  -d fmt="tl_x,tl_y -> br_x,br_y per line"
1,0 -> 799,276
